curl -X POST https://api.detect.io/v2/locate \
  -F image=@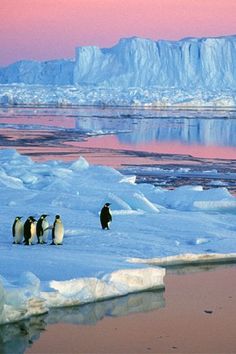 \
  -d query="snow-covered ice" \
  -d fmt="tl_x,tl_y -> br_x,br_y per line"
0,84 -> 236,108
0,149 -> 236,325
